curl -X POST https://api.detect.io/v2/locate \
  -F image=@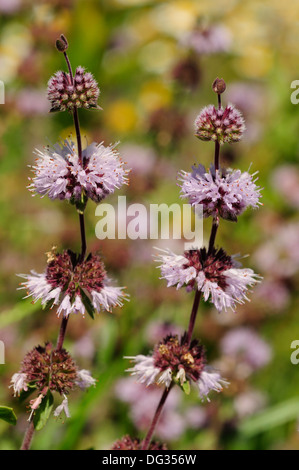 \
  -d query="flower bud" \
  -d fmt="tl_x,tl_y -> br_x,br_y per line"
55,34 -> 68,52
212,77 -> 226,94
